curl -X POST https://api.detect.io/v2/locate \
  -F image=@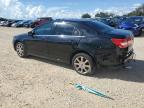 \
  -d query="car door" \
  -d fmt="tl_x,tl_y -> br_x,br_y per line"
26,22 -> 54,57
45,22 -> 83,63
